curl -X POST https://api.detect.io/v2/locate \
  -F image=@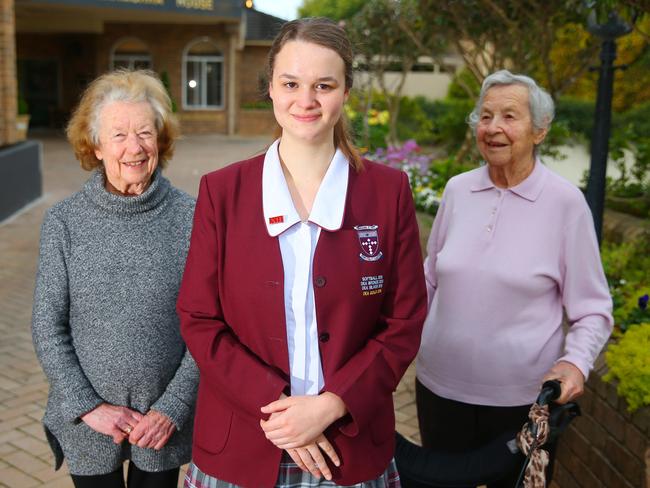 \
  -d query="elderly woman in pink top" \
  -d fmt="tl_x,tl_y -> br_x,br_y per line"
416,70 -> 613,487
